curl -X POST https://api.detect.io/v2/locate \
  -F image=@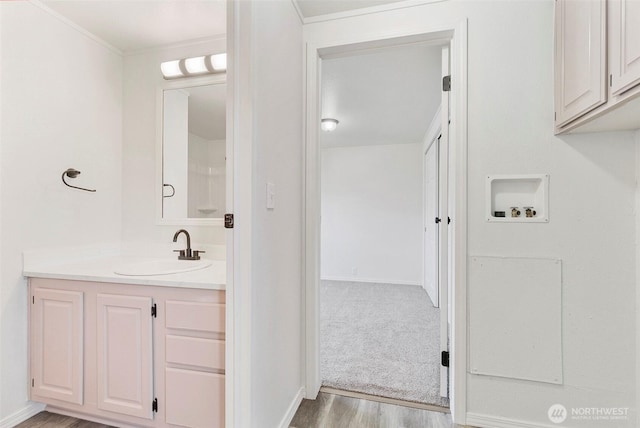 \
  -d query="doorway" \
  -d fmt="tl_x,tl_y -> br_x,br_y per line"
317,42 -> 449,409
303,23 -> 468,422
